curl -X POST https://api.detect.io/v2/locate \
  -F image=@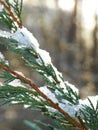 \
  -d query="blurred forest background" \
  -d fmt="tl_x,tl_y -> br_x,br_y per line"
0,0 -> 98,130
